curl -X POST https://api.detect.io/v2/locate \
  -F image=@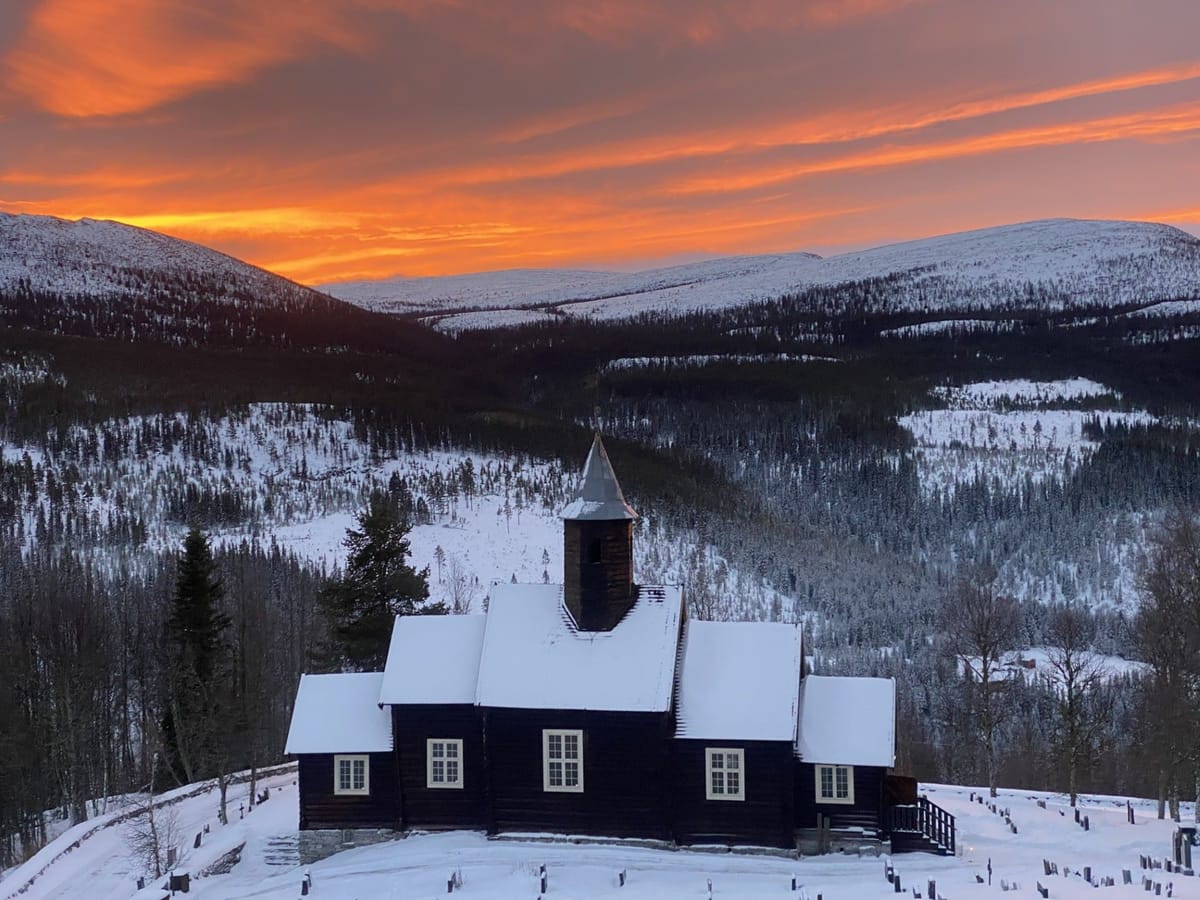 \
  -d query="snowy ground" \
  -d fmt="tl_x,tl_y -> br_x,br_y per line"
3,772 -> 1195,900
897,379 -> 1155,499
602,354 -> 838,371
958,647 -> 1149,685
